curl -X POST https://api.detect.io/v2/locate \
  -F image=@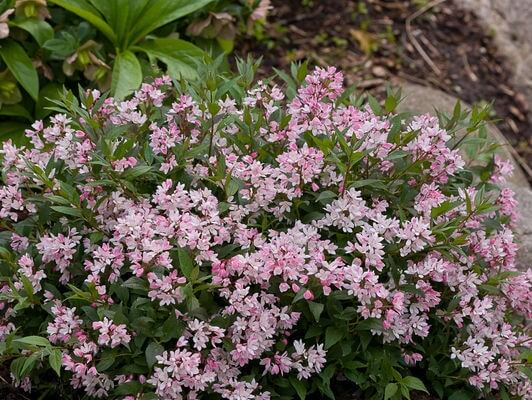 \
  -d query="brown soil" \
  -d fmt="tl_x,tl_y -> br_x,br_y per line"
237,0 -> 532,174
